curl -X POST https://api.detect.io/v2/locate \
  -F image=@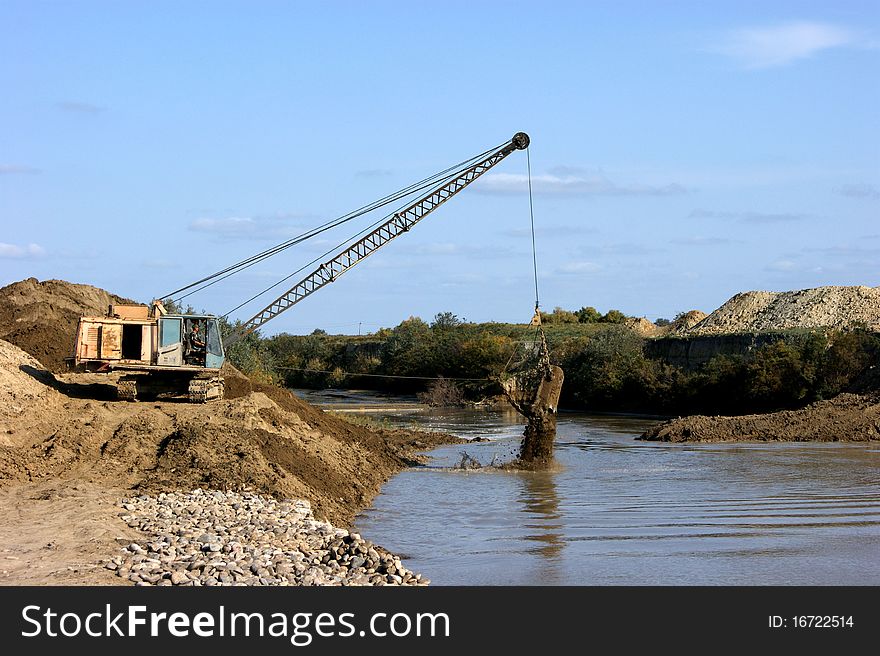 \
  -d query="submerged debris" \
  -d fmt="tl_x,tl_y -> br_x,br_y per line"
455,451 -> 483,470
